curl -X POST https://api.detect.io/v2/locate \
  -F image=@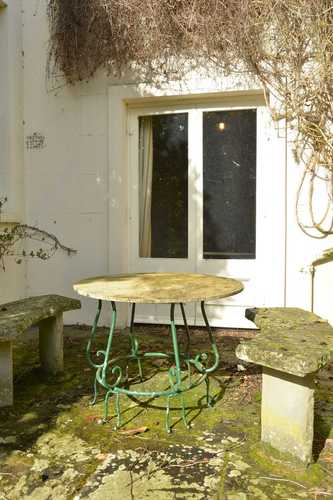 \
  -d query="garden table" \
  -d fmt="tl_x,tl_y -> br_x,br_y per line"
73,272 -> 244,432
